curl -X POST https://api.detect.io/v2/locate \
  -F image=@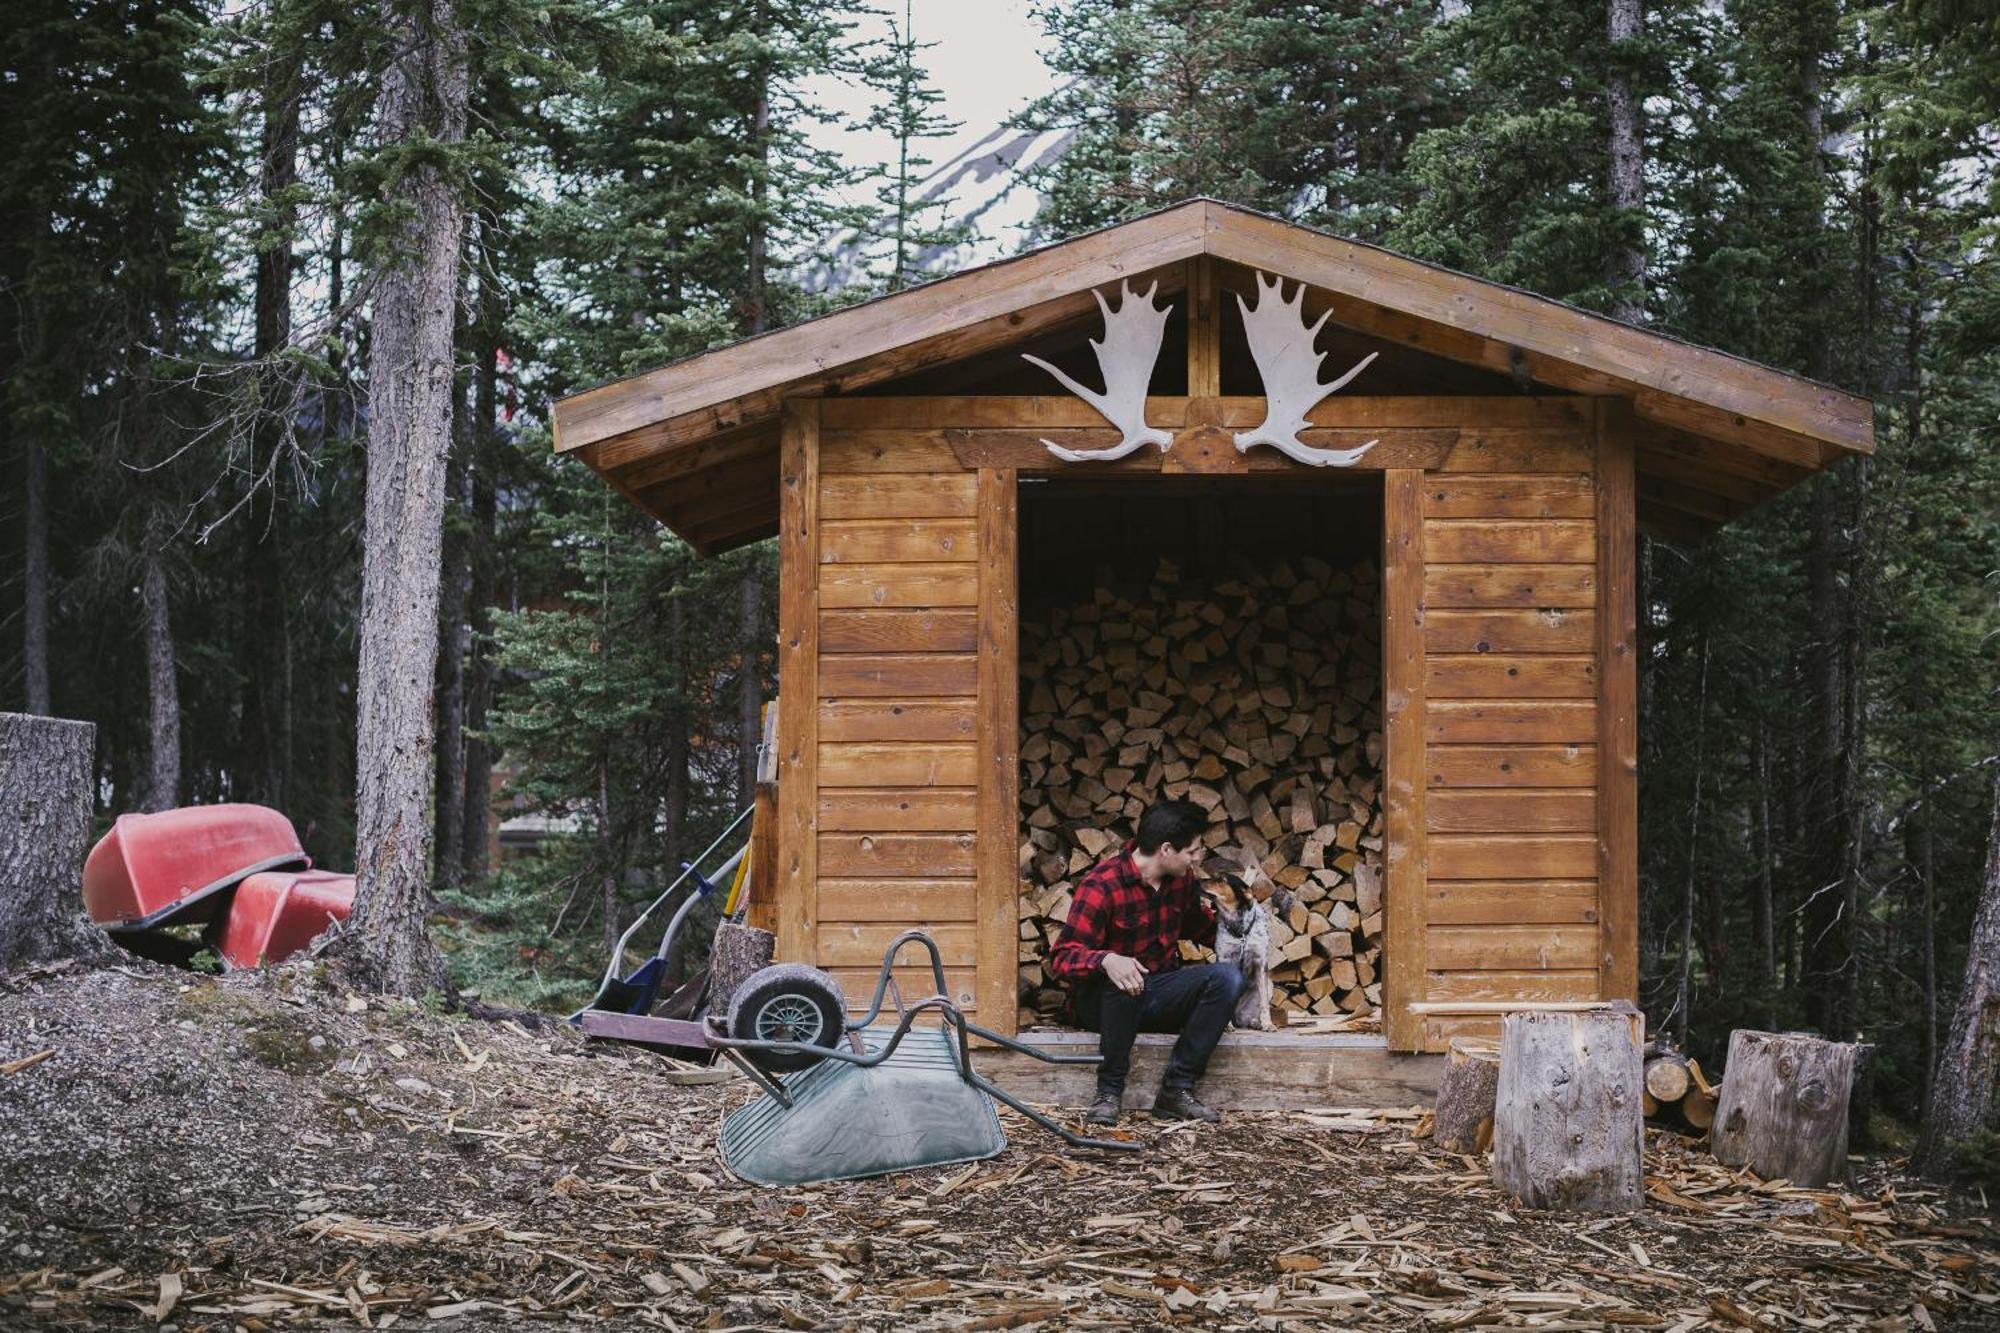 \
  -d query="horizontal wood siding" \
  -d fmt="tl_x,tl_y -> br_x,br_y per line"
1418,452 -> 1605,1051
813,434 -> 982,1013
